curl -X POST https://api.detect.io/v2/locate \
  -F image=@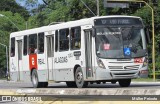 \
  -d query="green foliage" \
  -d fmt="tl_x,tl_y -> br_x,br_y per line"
0,0 -> 27,76
0,11 -> 26,31
0,0 -> 29,20
26,0 -> 107,28
132,2 -> 160,75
